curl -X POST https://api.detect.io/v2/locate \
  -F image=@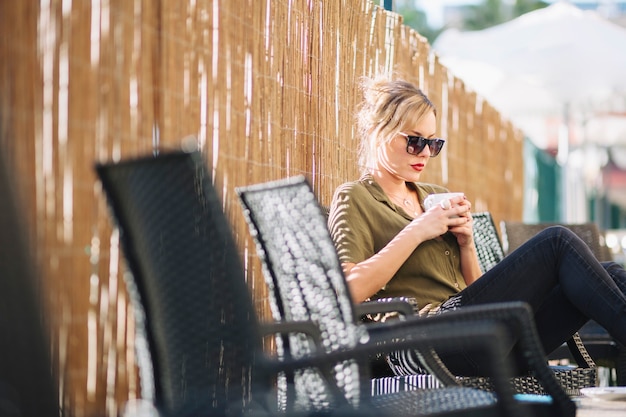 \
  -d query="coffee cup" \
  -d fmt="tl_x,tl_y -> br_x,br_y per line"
424,192 -> 465,210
